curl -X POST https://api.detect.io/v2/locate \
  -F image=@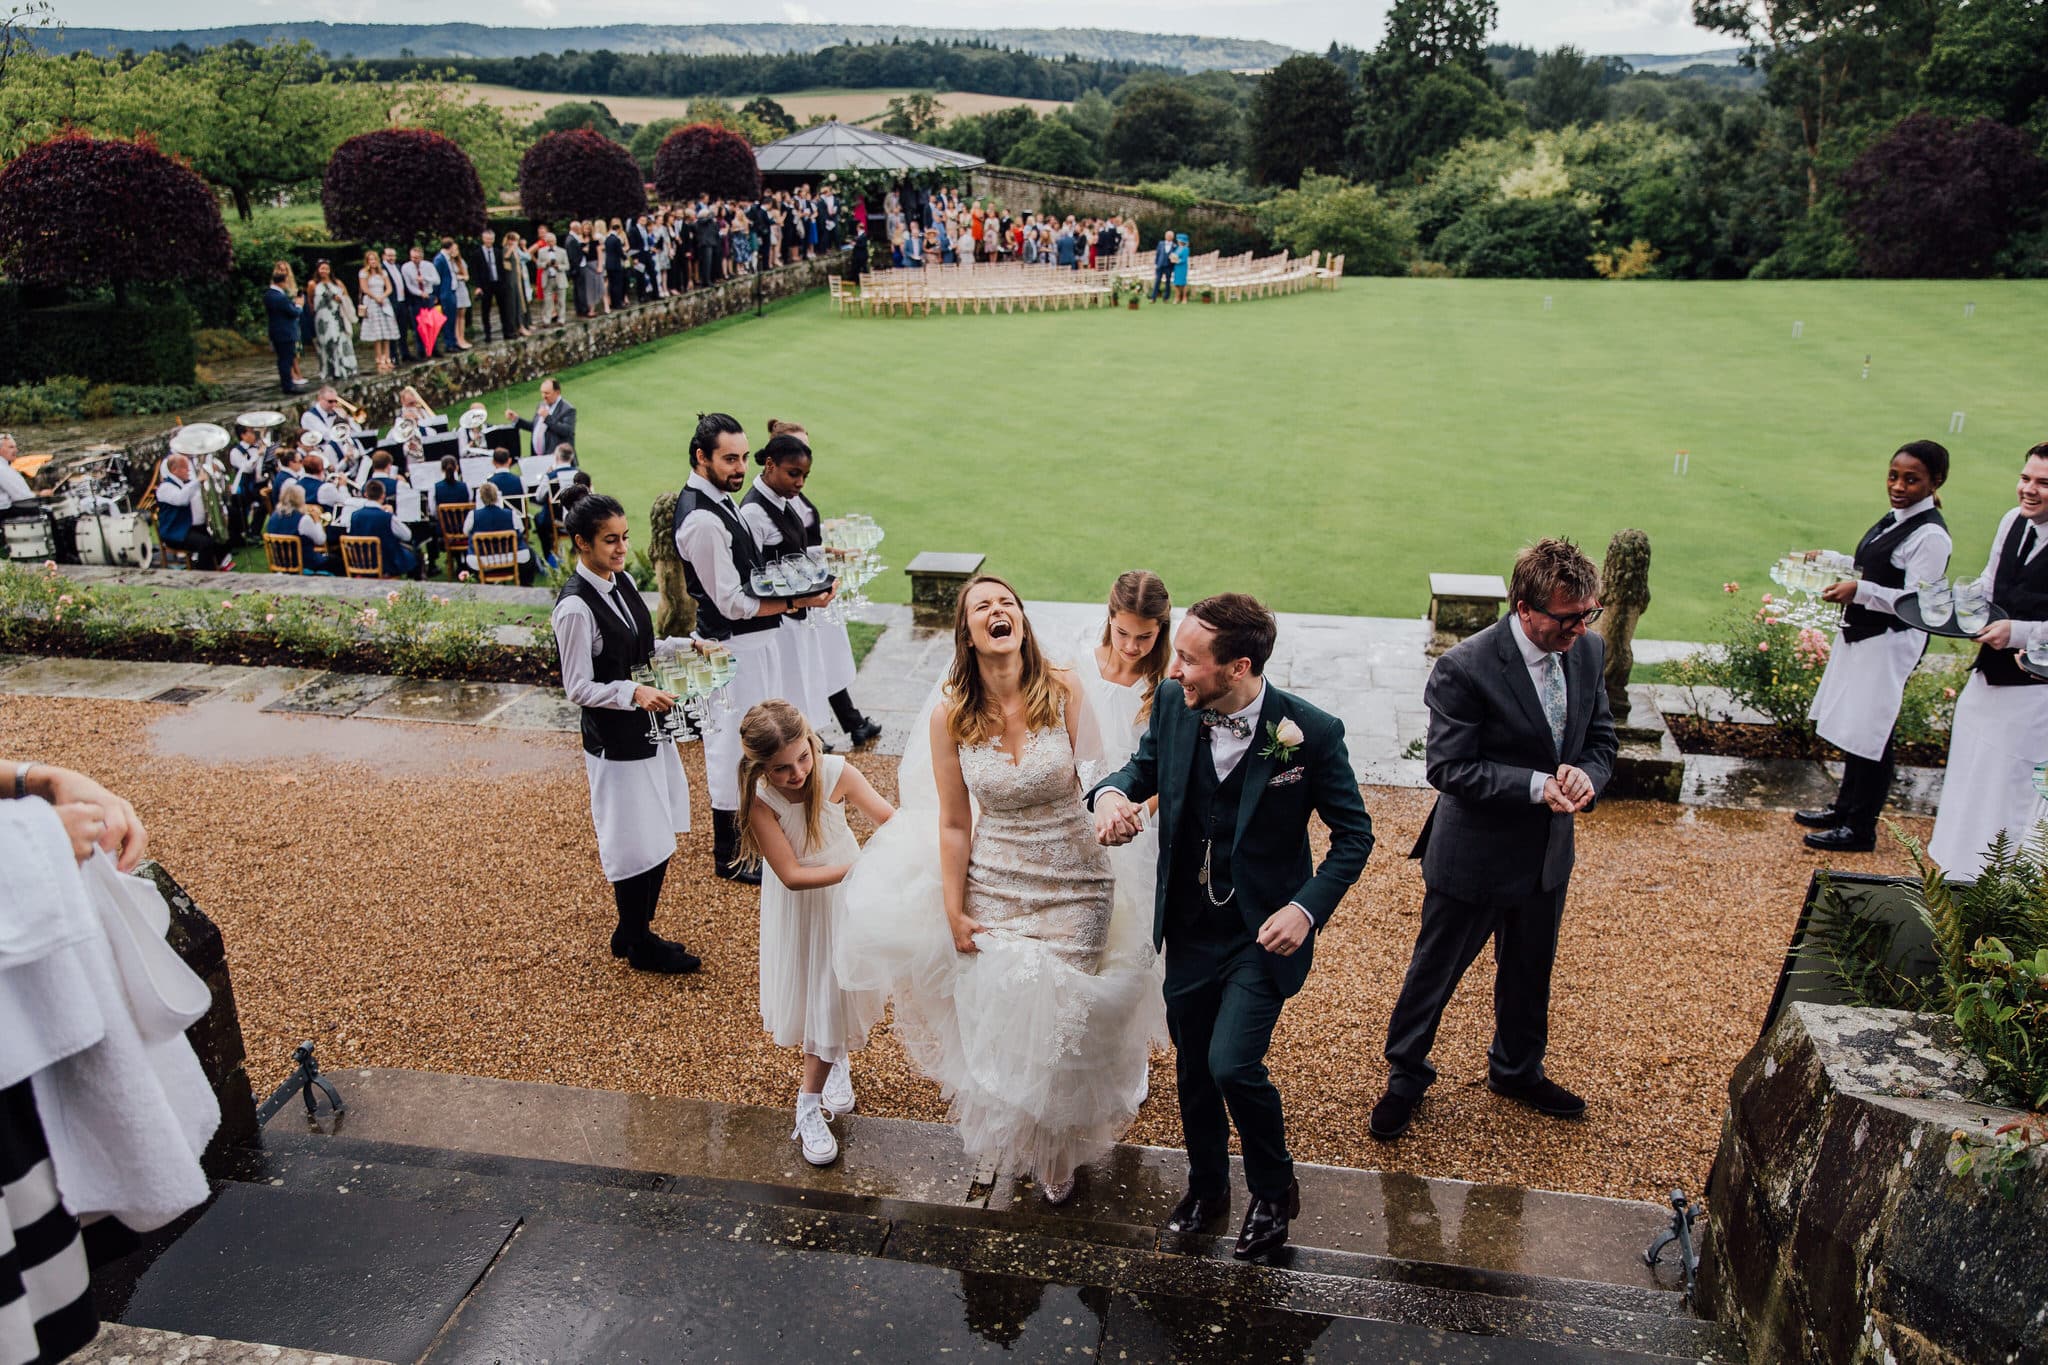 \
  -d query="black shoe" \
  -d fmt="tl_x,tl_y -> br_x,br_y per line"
1369,1090 -> 1416,1141
1803,825 -> 1876,853
845,717 -> 883,747
627,934 -> 701,974
711,808 -> 761,884
1793,807 -> 1840,829
1233,1178 -> 1300,1261
1163,1187 -> 1230,1235
716,858 -> 762,885
609,922 -> 639,959
1487,1075 -> 1587,1119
